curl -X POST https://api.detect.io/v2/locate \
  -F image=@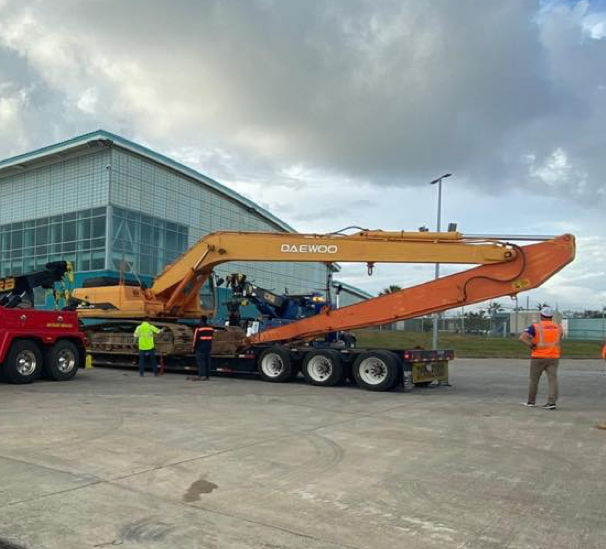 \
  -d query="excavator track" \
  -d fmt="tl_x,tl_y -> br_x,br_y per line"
85,321 -> 193,361
85,321 -> 248,368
